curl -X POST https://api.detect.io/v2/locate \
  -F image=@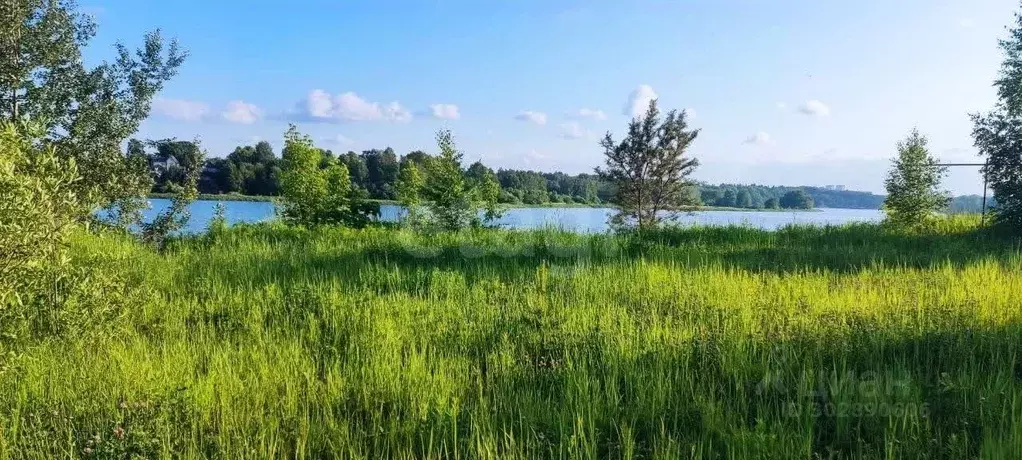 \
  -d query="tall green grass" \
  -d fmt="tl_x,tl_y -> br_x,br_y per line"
3,217 -> 1022,458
